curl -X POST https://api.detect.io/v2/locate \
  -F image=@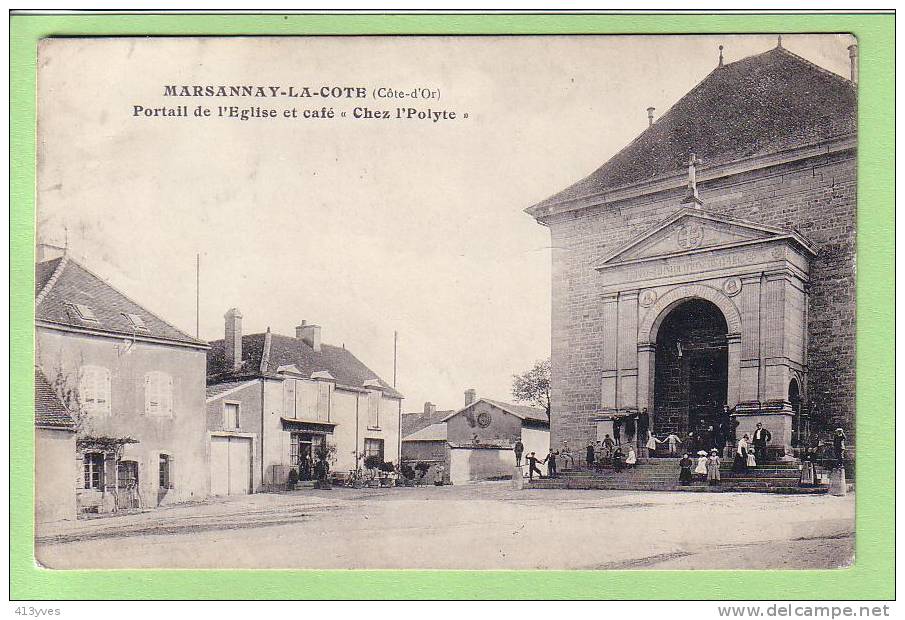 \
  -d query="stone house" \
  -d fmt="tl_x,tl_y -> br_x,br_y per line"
34,369 -> 77,523
525,43 -> 857,456
205,309 -> 402,493
35,249 -> 210,515
401,390 -> 550,484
